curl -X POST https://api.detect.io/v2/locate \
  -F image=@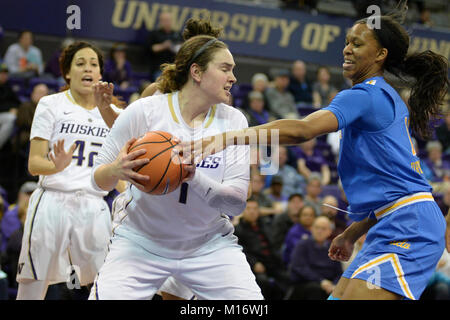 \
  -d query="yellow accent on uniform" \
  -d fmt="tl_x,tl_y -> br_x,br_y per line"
374,192 -> 434,219
351,253 -> 415,300
167,93 -> 180,124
